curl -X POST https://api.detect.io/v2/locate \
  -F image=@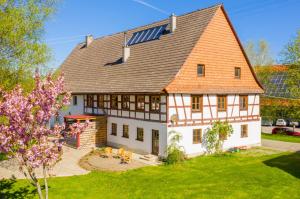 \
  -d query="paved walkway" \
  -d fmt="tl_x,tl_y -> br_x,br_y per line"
262,139 -> 300,152
0,146 -> 91,179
